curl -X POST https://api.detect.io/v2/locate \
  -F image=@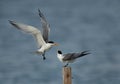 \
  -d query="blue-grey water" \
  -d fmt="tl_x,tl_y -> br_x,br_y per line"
0,0 -> 120,84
